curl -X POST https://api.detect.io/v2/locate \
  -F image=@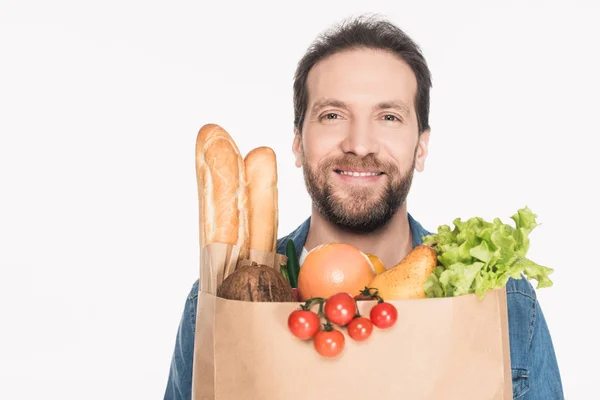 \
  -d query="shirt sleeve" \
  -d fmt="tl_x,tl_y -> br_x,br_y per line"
522,299 -> 564,400
164,280 -> 199,400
